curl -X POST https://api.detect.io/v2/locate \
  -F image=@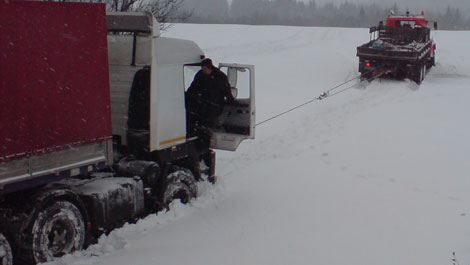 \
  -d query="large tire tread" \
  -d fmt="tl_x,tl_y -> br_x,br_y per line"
28,200 -> 85,264
0,233 -> 13,265
160,168 -> 198,208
